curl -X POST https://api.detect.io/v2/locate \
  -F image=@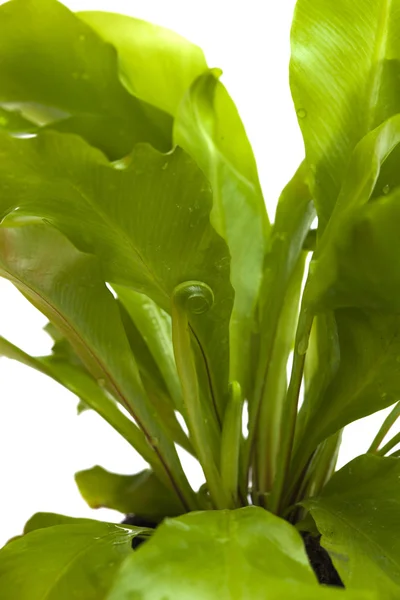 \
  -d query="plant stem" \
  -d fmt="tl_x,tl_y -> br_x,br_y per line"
368,400 -> 400,453
304,431 -> 342,500
220,381 -> 243,507
256,255 -> 306,505
377,431 -> 400,456
171,281 -> 230,509
269,302 -> 313,515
